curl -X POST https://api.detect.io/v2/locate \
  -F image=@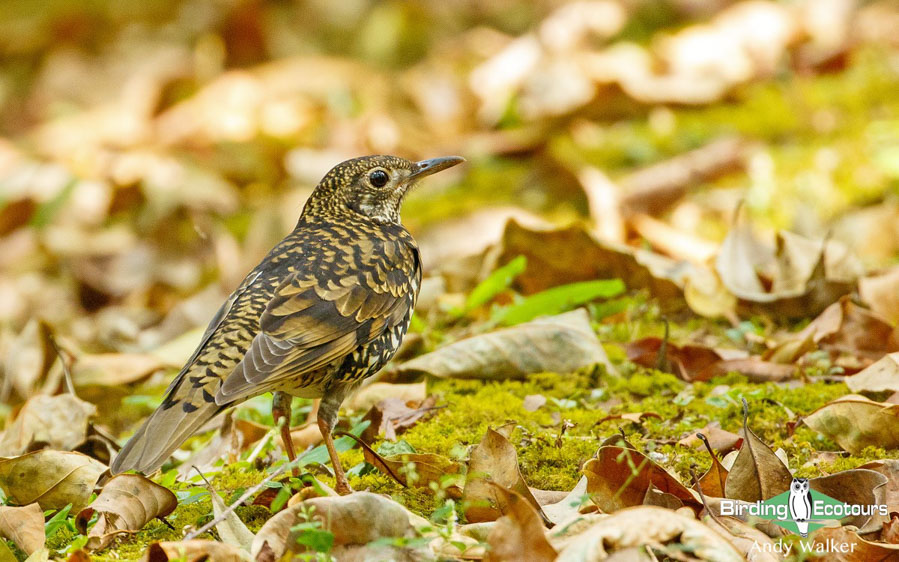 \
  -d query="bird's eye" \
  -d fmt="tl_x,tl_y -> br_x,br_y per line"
369,169 -> 389,187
